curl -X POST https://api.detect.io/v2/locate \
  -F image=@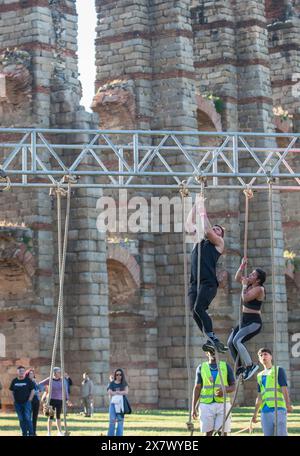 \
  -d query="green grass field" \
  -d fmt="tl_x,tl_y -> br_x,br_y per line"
0,406 -> 300,436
